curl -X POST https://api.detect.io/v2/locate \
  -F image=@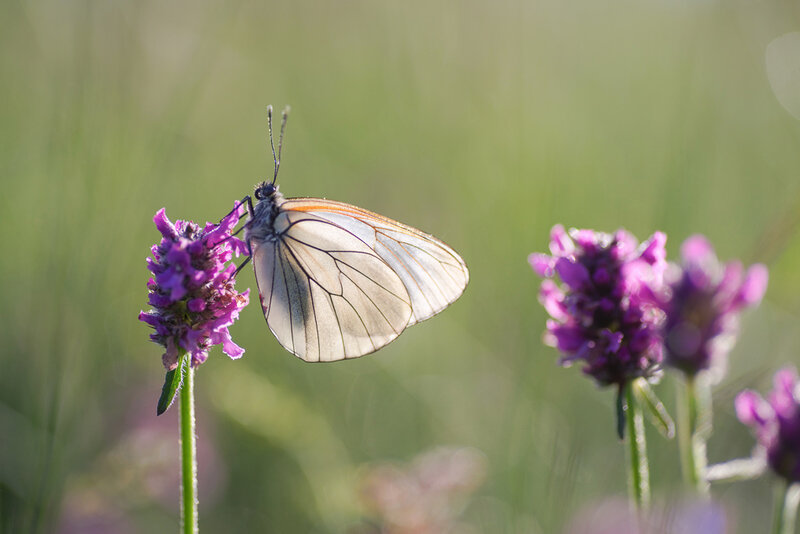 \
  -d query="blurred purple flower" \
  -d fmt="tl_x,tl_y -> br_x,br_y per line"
563,497 -> 728,534
139,205 -> 250,369
736,366 -> 800,483
529,225 -> 667,387
359,447 -> 486,534
56,390 -> 227,533
661,235 -> 767,378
